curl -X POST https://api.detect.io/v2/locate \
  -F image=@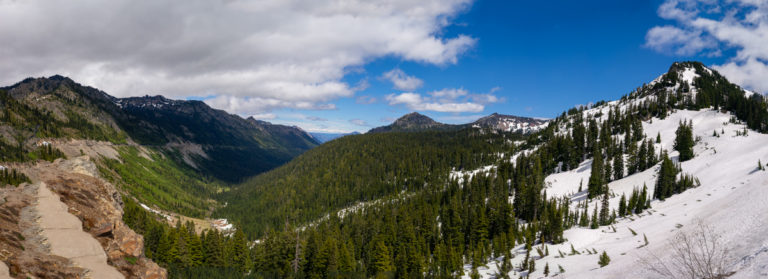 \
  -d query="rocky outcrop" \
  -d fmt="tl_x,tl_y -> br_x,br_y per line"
35,182 -> 123,279
0,178 -> 86,278
3,157 -> 166,279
